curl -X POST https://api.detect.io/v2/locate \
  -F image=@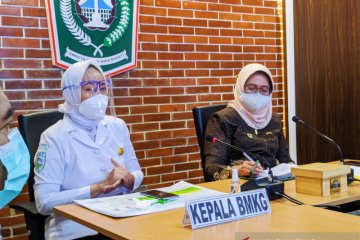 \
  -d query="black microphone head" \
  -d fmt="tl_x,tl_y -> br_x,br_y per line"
292,116 -> 305,124
292,116 -> 300,123
206,135 -> 216,143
